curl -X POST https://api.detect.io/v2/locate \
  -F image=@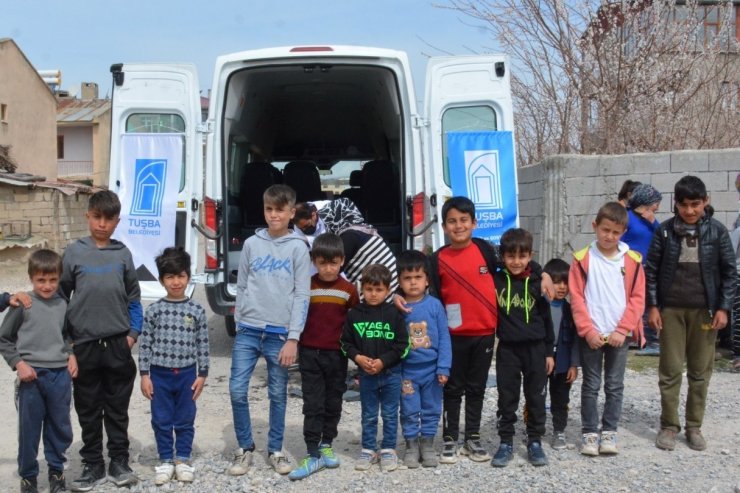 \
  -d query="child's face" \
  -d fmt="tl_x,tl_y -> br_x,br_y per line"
443,208 -> 476,248
86,209 -> 120,247
362,282 -> 390,306
31,271 -> 60,300
264,202 -> 295,235
592,218 -> 626,256
314,256 -> 343,283
676,197 -> 708,225
502,249 -> 532,276
398,267 -> 428,302
160,271 -> 189,300
552,280 -> 569,300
